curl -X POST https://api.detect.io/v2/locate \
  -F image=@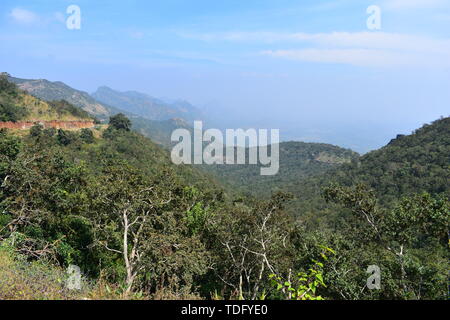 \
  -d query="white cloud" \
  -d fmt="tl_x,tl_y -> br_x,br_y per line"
9,8 -> 39,25
275,32 -> 450,67
261,49 -> 441,67
184,31 -> 450,53
292,31 -> 450,55
184,31 -> 450,68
